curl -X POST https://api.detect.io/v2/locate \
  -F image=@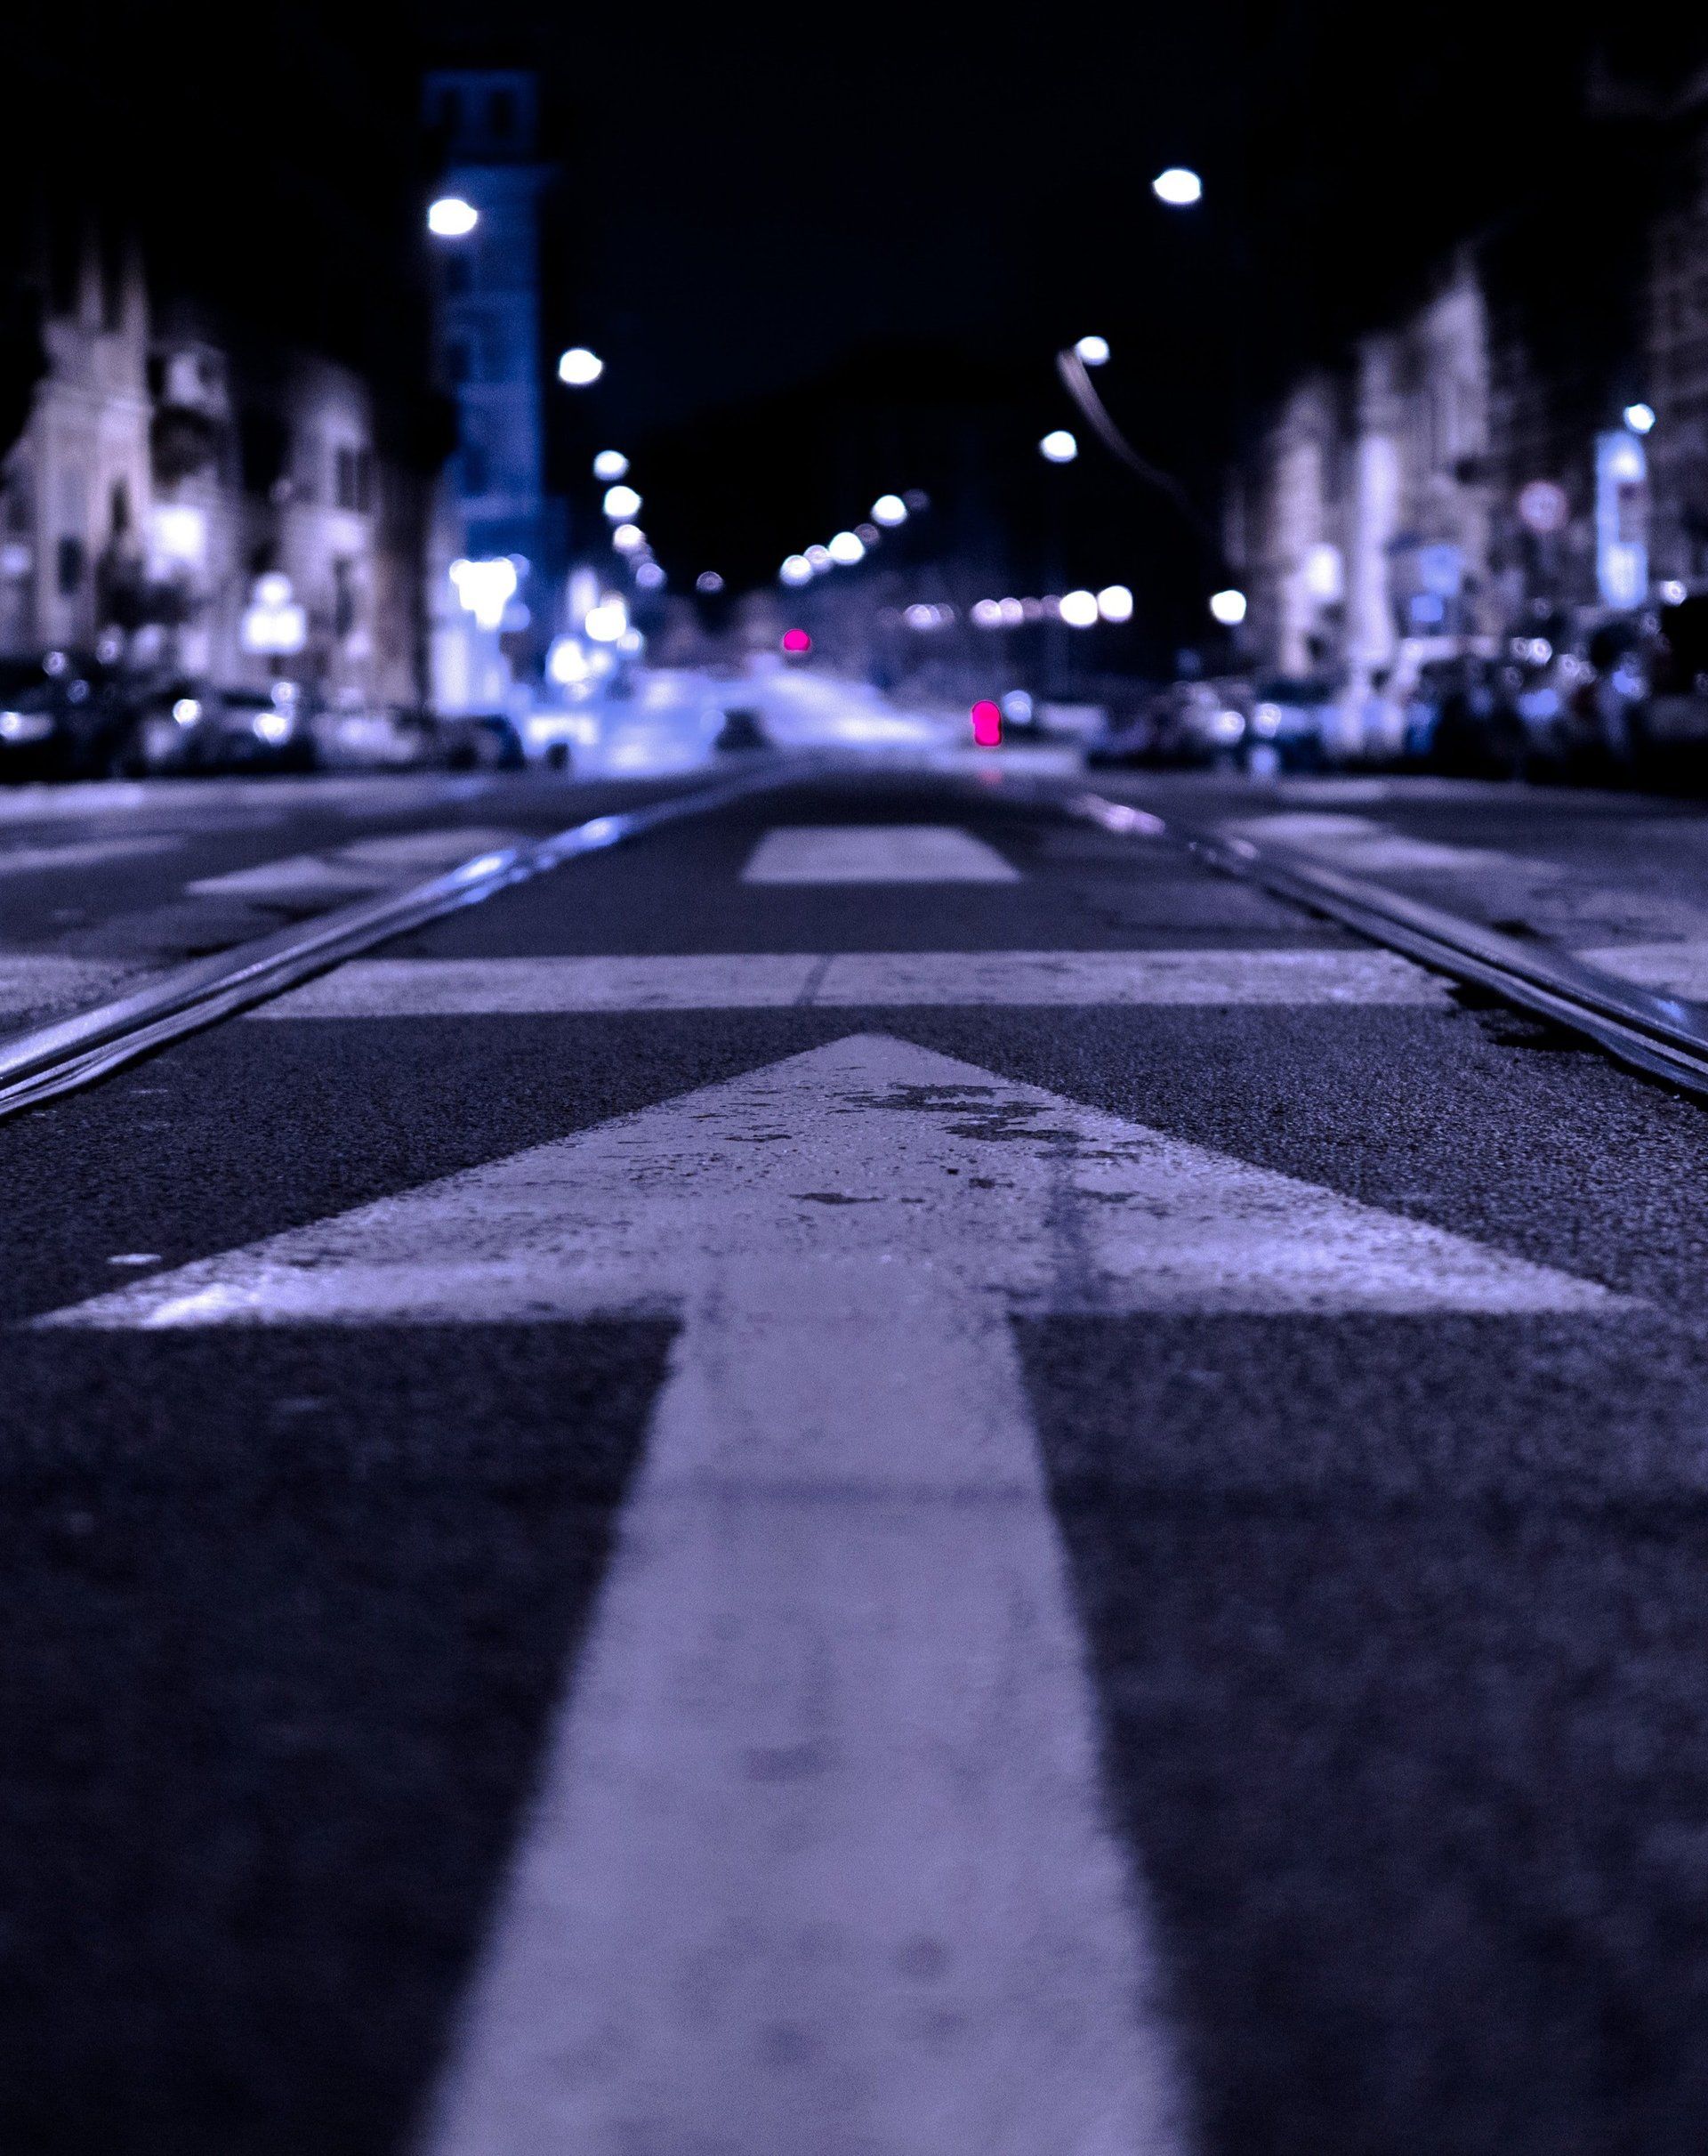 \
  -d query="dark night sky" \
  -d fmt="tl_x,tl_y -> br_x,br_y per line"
12,1 -> 1708,641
